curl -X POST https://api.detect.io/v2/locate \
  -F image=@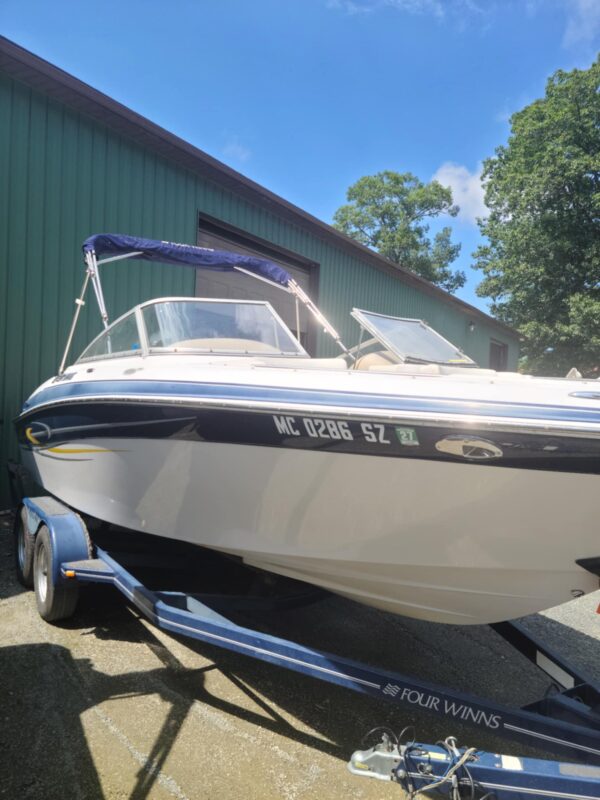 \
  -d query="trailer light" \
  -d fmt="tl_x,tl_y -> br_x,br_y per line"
65,569 -> 76,579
